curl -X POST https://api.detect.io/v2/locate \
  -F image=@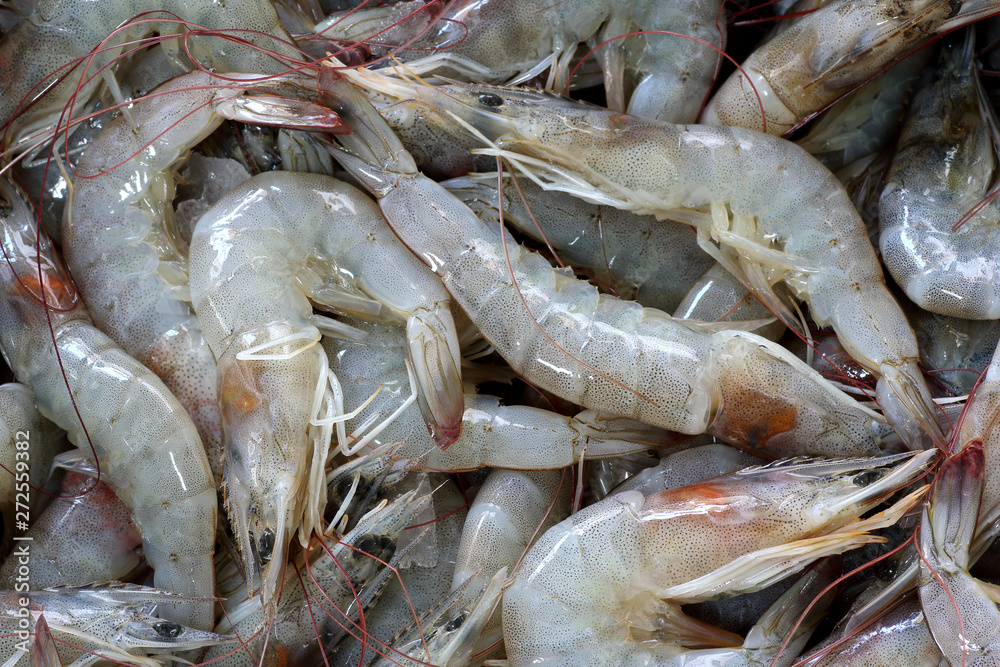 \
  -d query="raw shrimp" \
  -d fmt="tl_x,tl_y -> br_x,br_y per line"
204,489 -> 429,666
0,0 -> 301,149
909,305 -> 1000,397
0,176 -> 217,631
444,172 -> 716,314
369,567 -> 508,667
936,340 -> 1000,561
63,70 -> 338,481
501,451 -> 933,666
0,584 -> 233,666
918,442 -> 1000,667
30,615 -> 61,667
700,0 -> 1000,135
879,33 -> 1000,319
596,0 -> 725,124
452,469 -> 570,590
0,471 -> 142,588
316,0 -> 723,124
330,71 -> 946,449
323,319 -> 678,471
332,475 -> 470,666
319,70 -> 899,458
187,169 -> 463,618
